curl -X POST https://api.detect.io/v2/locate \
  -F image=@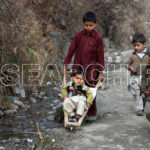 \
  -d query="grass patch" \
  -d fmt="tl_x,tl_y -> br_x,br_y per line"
34,135 -> 63,150
28,30 -> 43,48
0,96 -> 12,110
28,48 -> 35,57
